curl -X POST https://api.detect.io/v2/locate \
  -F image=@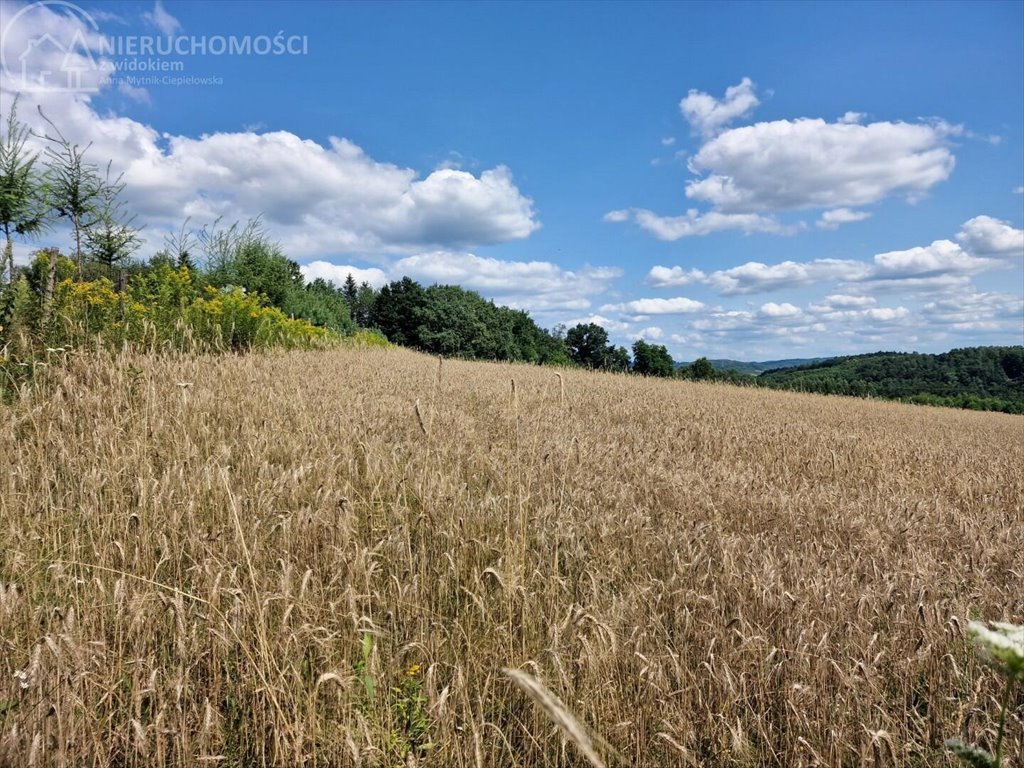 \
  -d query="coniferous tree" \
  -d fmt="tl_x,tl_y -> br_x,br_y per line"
39,107 -> 104,278
84,164 -> 142,280
0,96 -> 48,288
343,272 -> 358,310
